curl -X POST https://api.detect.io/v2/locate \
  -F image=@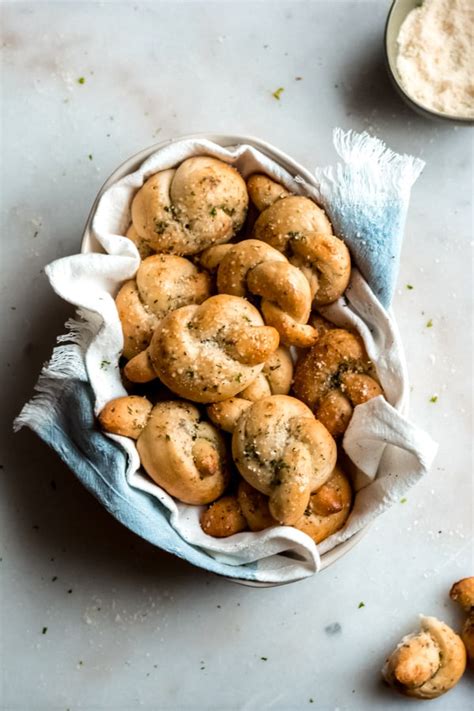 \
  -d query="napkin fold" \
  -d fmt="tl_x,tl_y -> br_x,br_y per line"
15,131 -> 438,584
